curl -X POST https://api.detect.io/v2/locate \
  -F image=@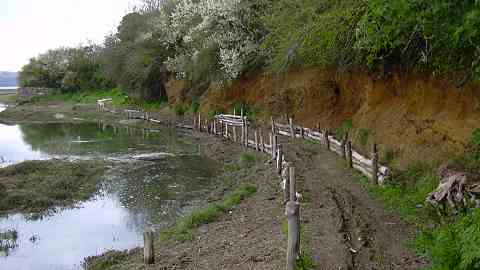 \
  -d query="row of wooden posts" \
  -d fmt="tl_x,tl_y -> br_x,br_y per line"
96,99 -> 388,268
194,111 -> 302,270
